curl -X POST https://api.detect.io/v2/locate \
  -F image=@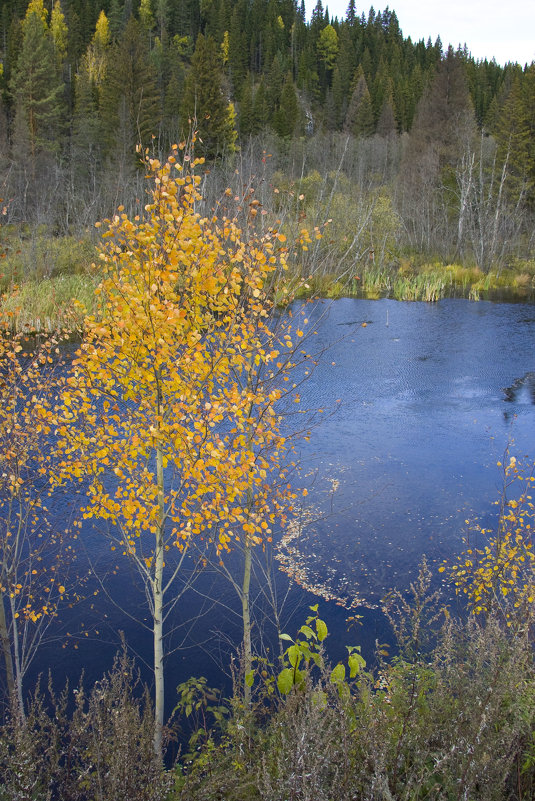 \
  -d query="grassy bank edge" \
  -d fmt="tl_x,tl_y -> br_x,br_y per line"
1,243 -> 534,333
